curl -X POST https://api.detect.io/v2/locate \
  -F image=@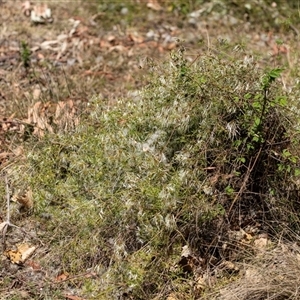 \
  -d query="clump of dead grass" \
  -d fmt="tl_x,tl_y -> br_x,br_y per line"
209,242 -> 300,300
